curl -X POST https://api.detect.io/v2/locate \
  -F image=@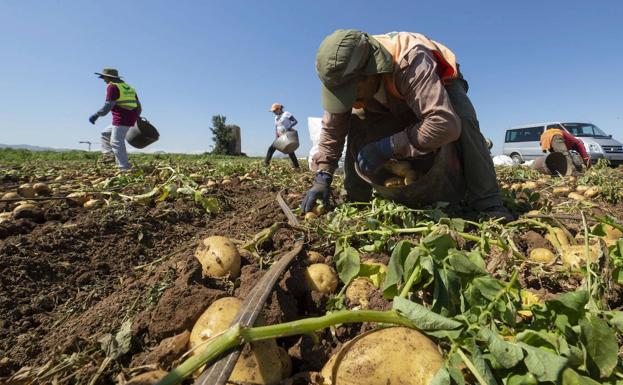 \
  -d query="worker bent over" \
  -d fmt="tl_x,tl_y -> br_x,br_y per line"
89,68 -> 141,171
301,30 -> 511,221
265,103 -> 300,169
540,127 -> 590,175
